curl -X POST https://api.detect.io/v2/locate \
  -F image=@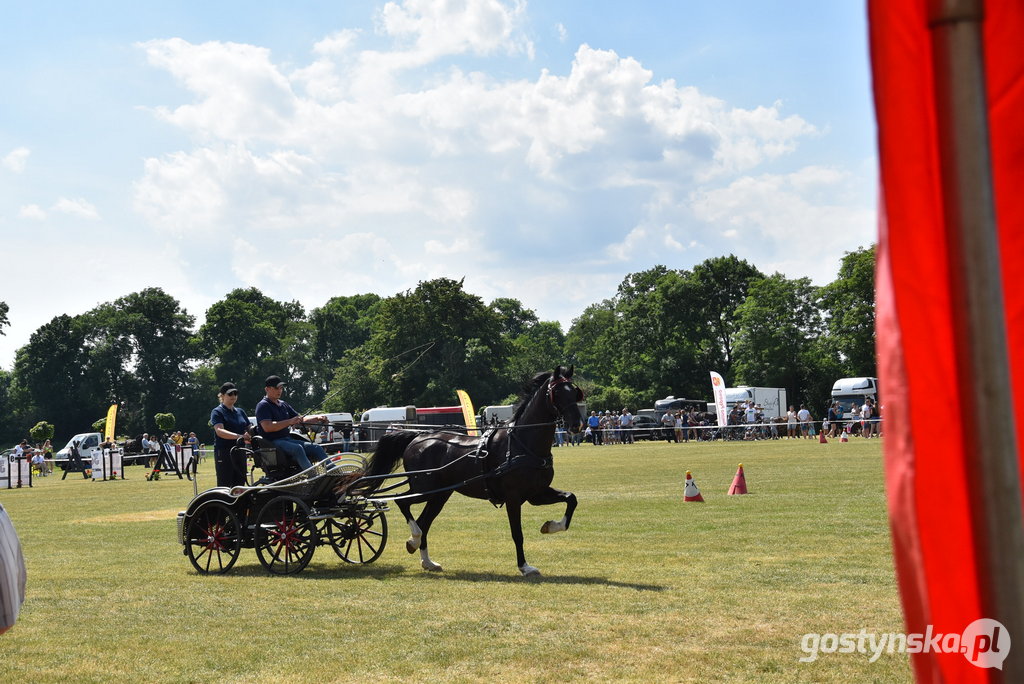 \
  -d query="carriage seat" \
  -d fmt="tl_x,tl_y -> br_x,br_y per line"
248,435 -> 302,480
